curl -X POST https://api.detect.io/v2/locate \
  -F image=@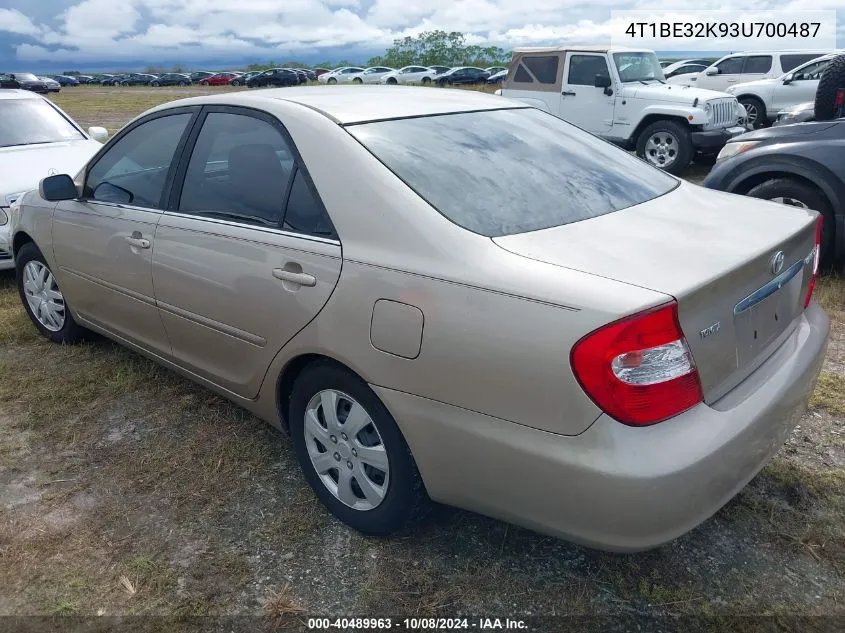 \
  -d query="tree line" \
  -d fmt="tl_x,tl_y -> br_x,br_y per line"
129,31 -> 512,74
